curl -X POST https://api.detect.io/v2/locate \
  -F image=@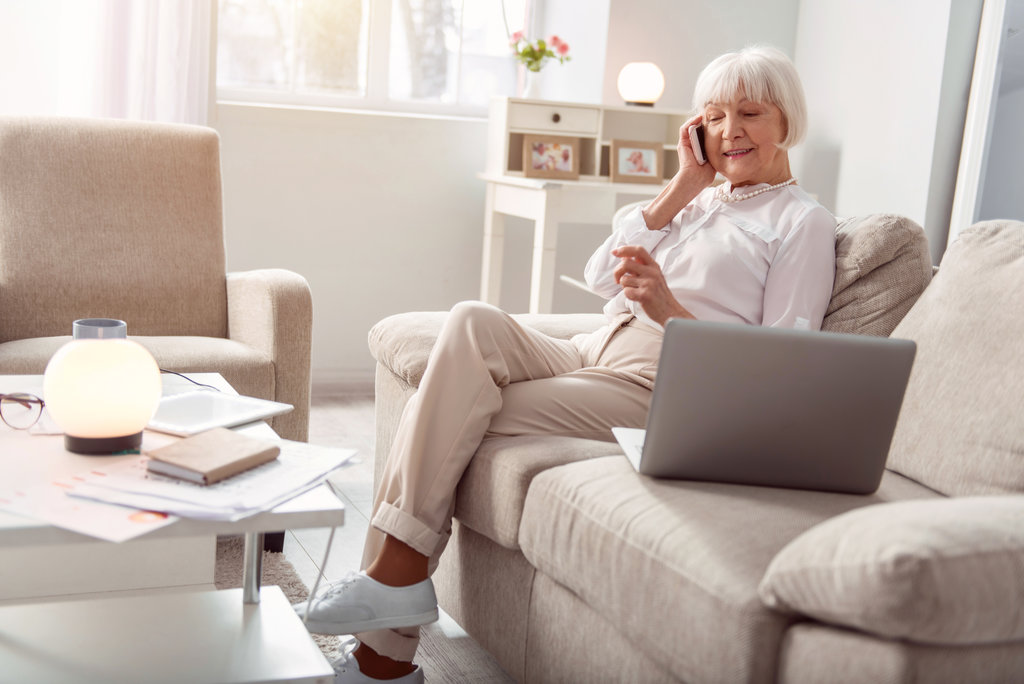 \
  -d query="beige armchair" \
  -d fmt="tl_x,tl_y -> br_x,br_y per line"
0,116 -> 312,443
